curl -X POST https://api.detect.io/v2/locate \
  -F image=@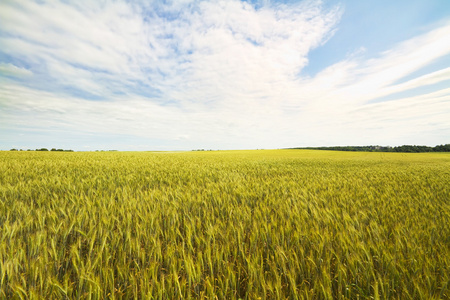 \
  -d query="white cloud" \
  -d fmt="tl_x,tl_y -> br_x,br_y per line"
0,63 -> 33,77
1,0 -> 449,150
